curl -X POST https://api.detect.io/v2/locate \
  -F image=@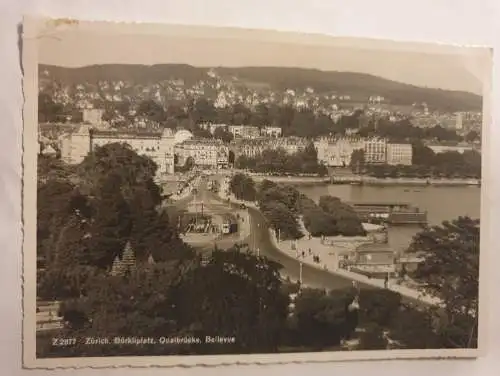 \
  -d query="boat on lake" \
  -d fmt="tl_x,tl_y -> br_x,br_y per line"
348,201 -> 428,225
